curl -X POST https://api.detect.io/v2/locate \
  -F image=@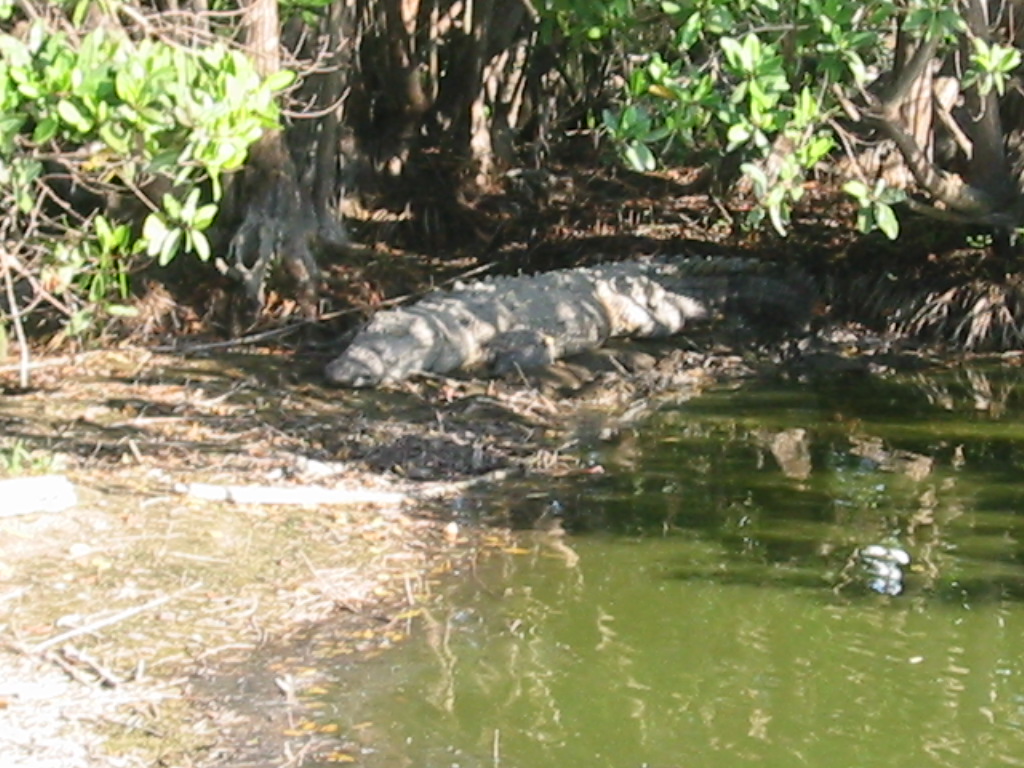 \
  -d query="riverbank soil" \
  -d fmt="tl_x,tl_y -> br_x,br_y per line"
0,337 -> 769,766
0,160 -> 991,767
